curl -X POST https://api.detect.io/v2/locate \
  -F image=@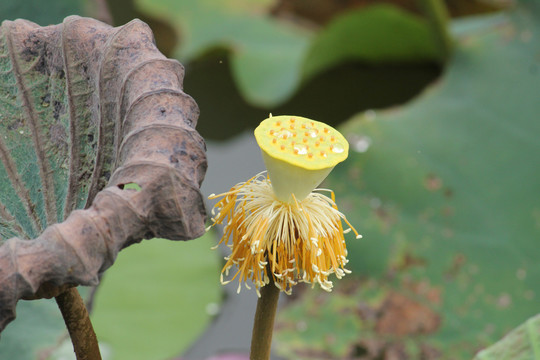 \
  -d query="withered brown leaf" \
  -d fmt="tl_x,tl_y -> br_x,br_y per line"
0,16 -> 206,332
